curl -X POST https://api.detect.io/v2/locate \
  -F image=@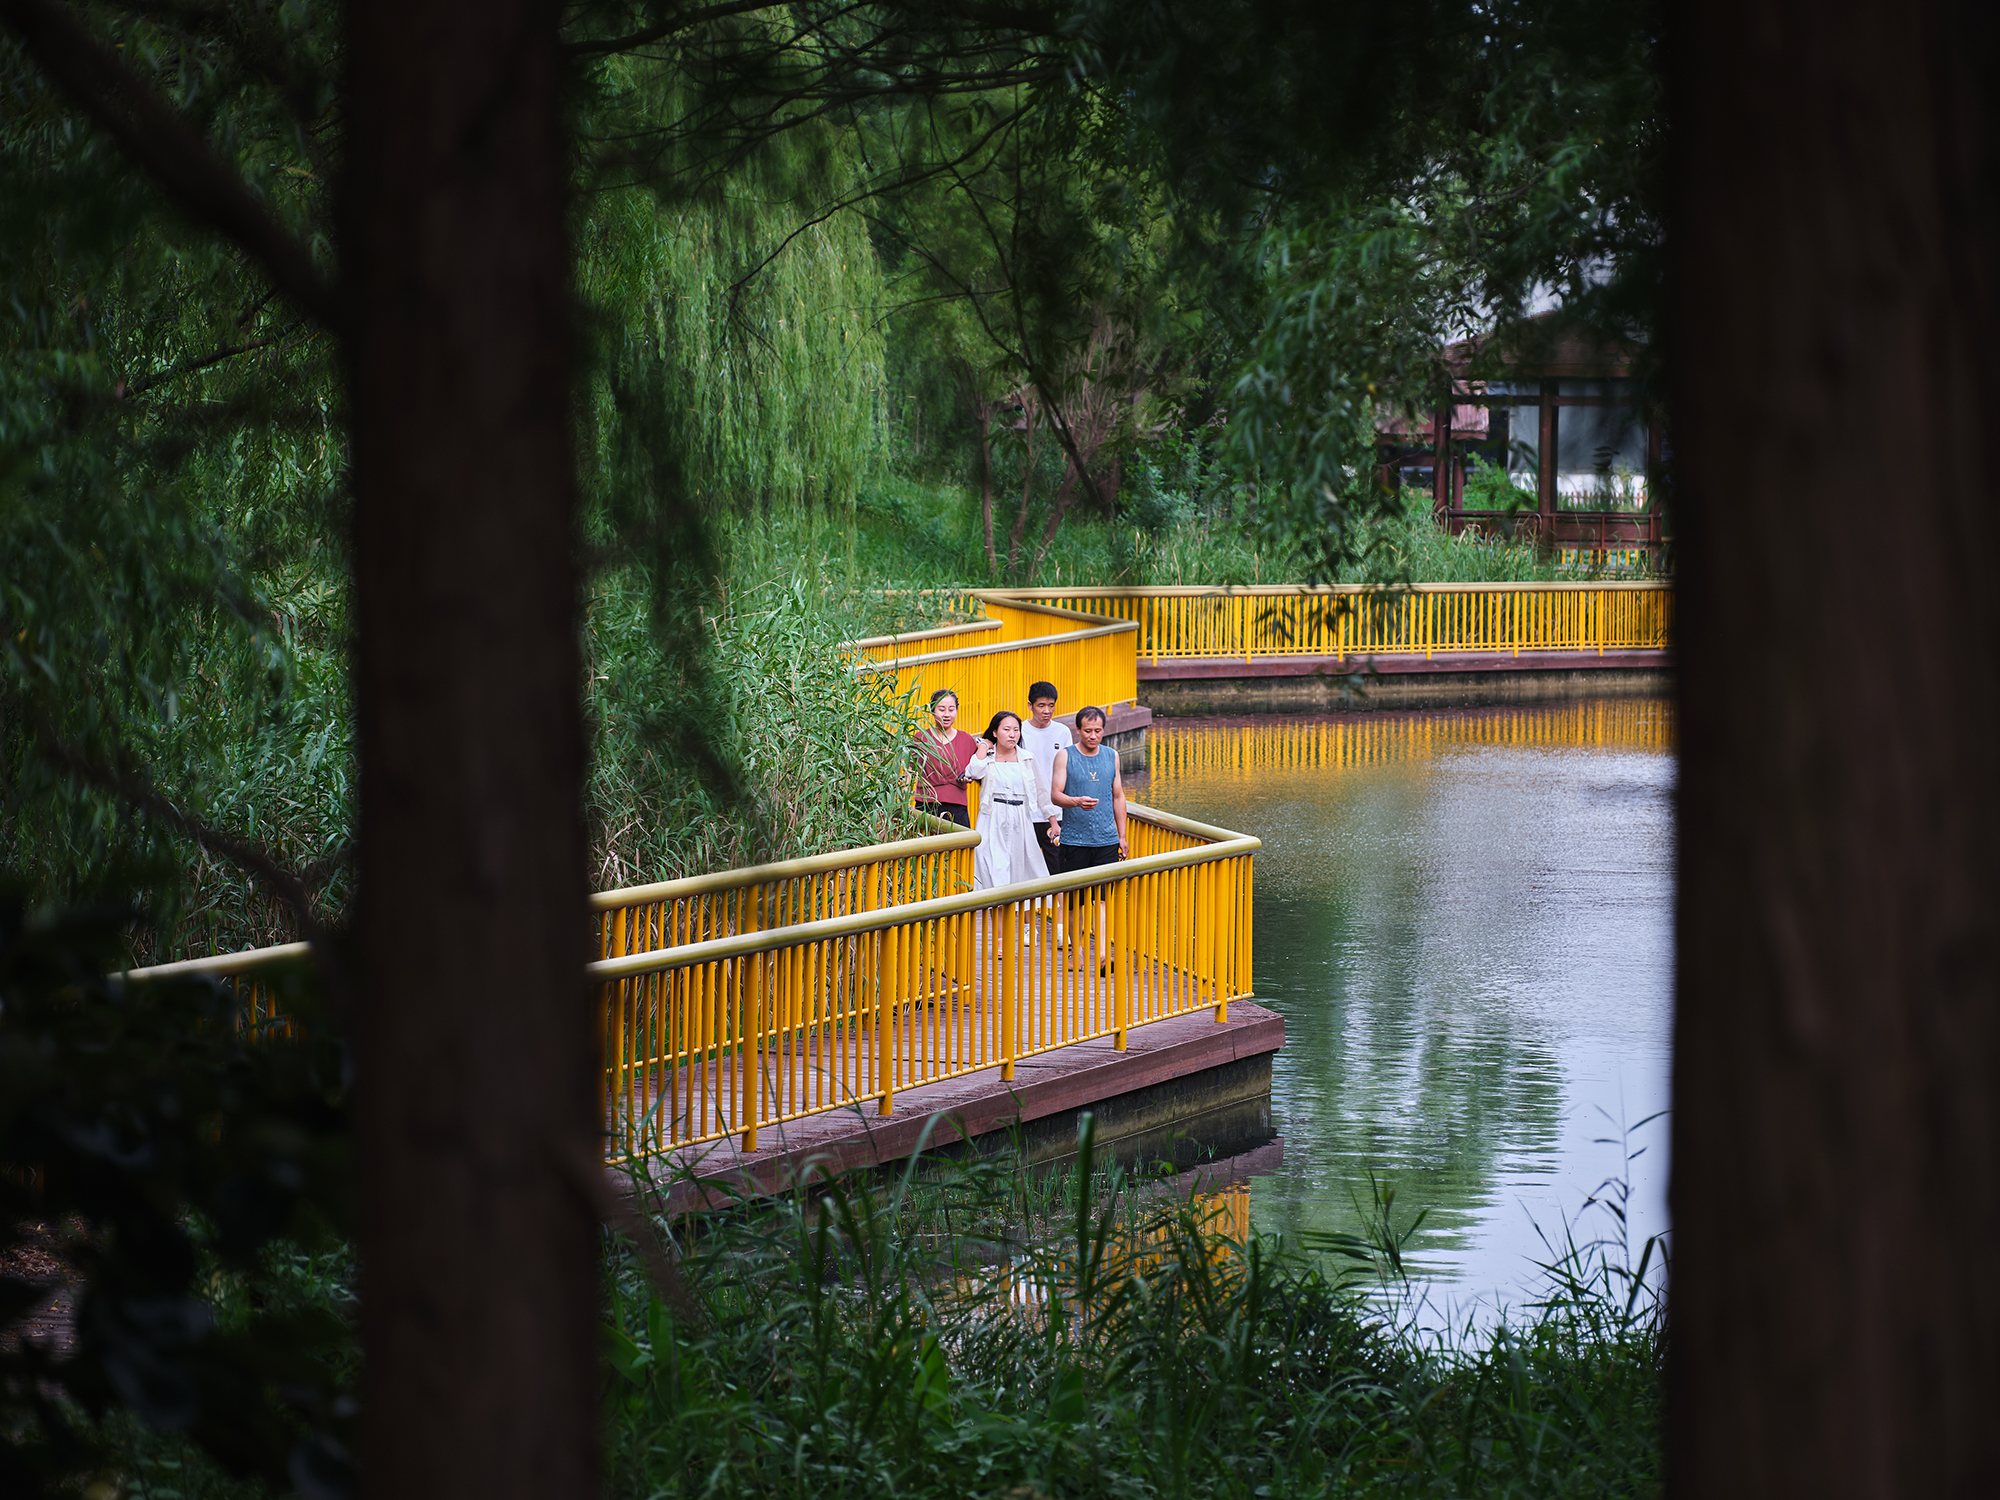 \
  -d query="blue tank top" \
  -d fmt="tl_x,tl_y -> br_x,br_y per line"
1062,744 -> 1118,846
